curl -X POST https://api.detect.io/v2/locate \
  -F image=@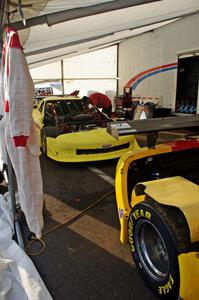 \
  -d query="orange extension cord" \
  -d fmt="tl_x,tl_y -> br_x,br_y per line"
25,190 -> 115,256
